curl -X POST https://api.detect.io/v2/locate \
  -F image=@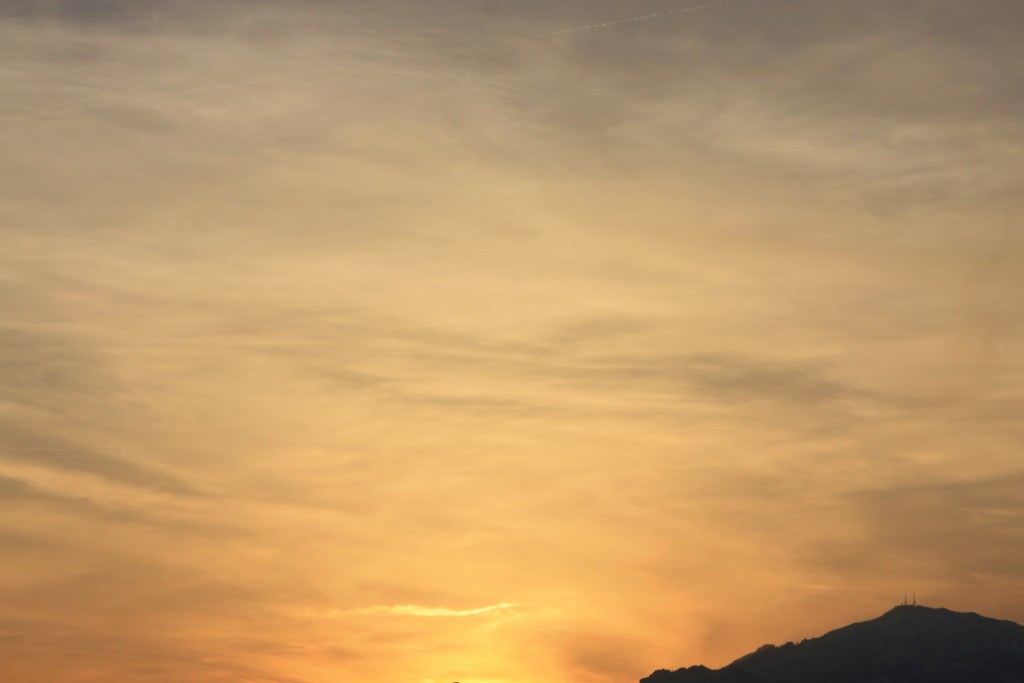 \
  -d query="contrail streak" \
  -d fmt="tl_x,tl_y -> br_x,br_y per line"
497,0 -> 753,45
